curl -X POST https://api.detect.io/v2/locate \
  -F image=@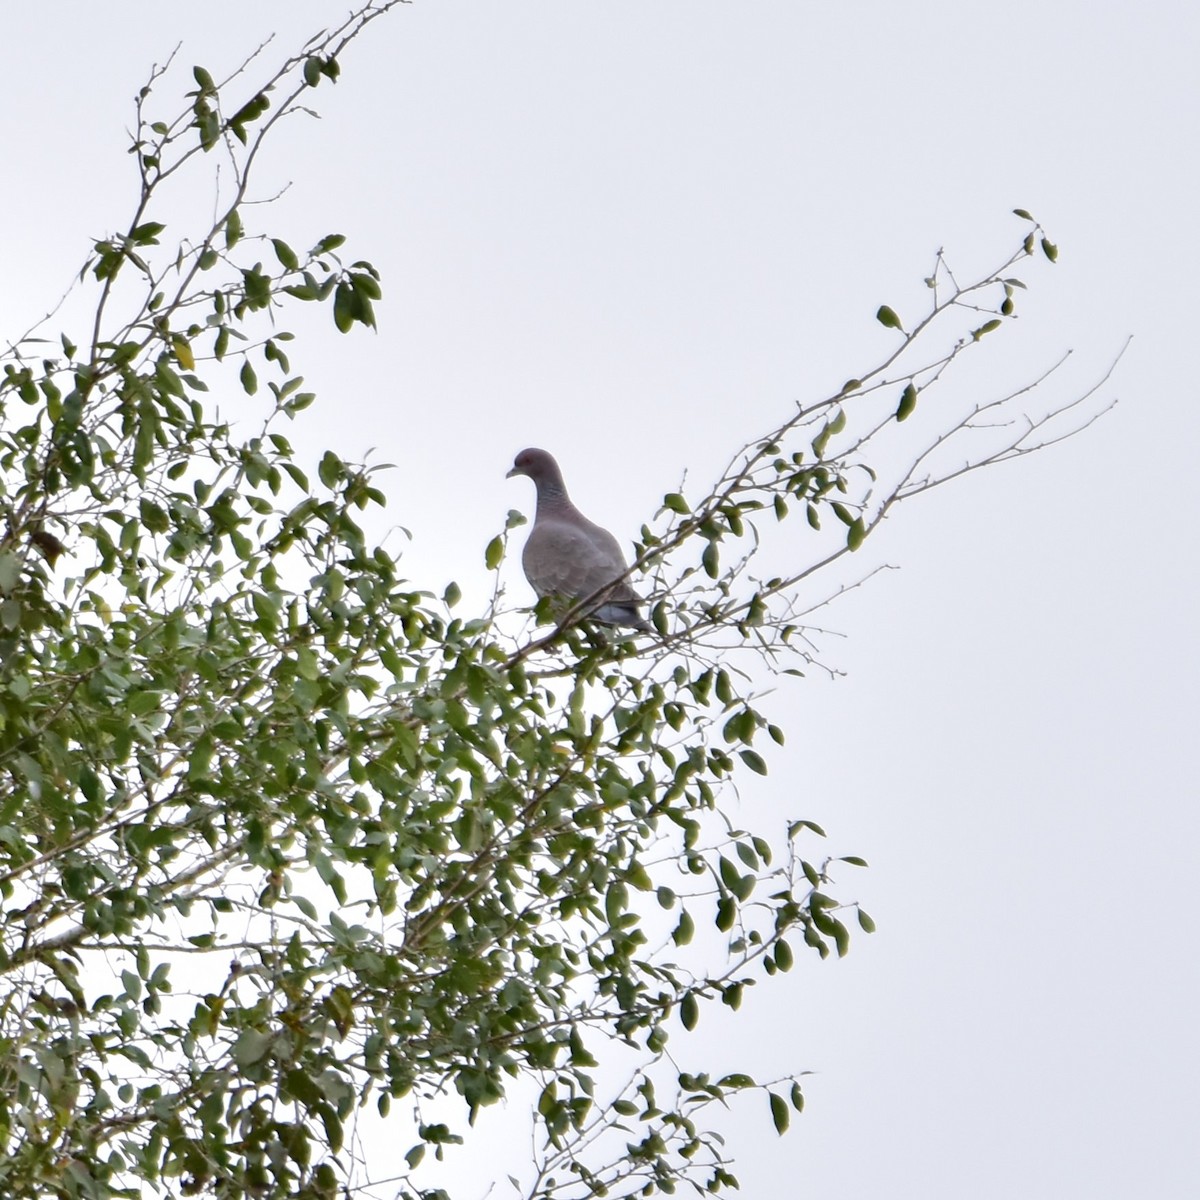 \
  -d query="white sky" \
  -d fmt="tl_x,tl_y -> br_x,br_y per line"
3,2 -> 1198,1197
